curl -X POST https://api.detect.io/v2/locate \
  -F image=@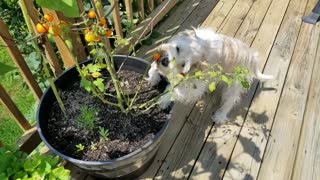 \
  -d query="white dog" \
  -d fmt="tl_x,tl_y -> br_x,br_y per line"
147,28 -> 273,123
